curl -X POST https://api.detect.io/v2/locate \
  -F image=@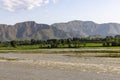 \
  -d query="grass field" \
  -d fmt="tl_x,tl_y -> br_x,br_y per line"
0,43 -> 119,54
0,43 -> 119,50
0,45 -> 40,50
84,43 -> 103,47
